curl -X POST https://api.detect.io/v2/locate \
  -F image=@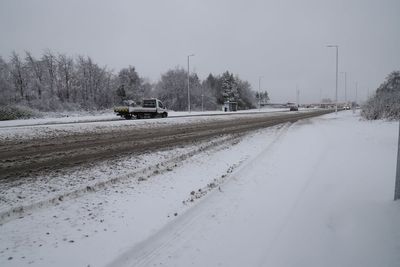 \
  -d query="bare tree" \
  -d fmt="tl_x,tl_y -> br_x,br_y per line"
42,50 -> 57,96
9,52 -> 27,100
1,50 -> 258,114
25,51 -> 44,99
117,66 -> 143,103
57,54 -> 74,102
155,67 -> 188,111
0,56 -> 13,105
